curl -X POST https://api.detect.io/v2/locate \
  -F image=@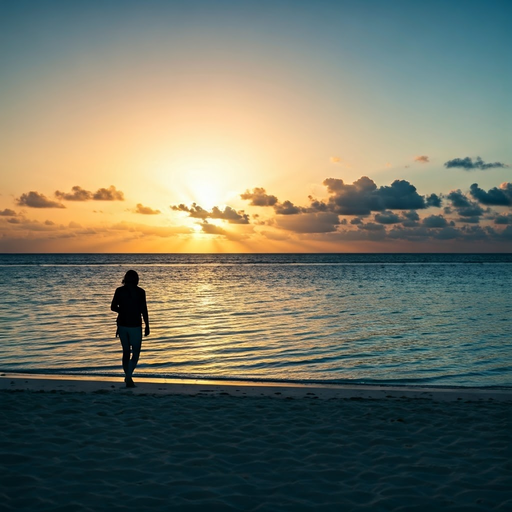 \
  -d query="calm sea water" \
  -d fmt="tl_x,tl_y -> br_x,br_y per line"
0,253 -> 510,388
